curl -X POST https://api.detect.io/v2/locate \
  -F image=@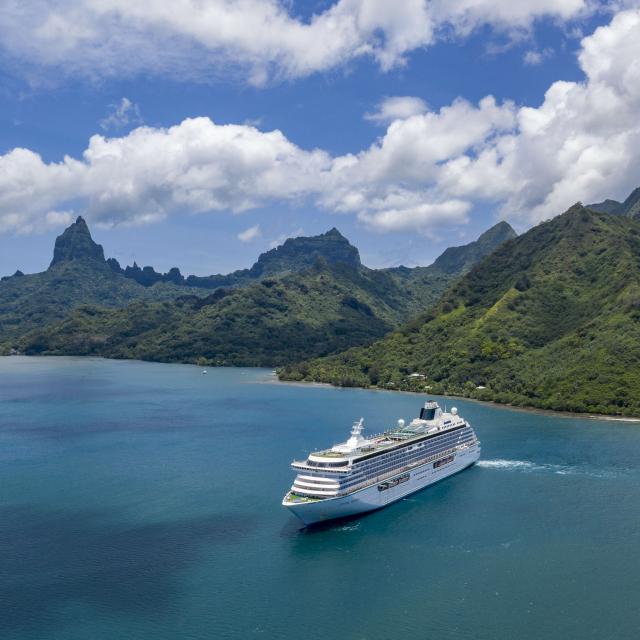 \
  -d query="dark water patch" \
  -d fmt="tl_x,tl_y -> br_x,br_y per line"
0,504 -> 257,633
0,416 -> 194,439
0,415 -> 277,442
208,395 -> 281,413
